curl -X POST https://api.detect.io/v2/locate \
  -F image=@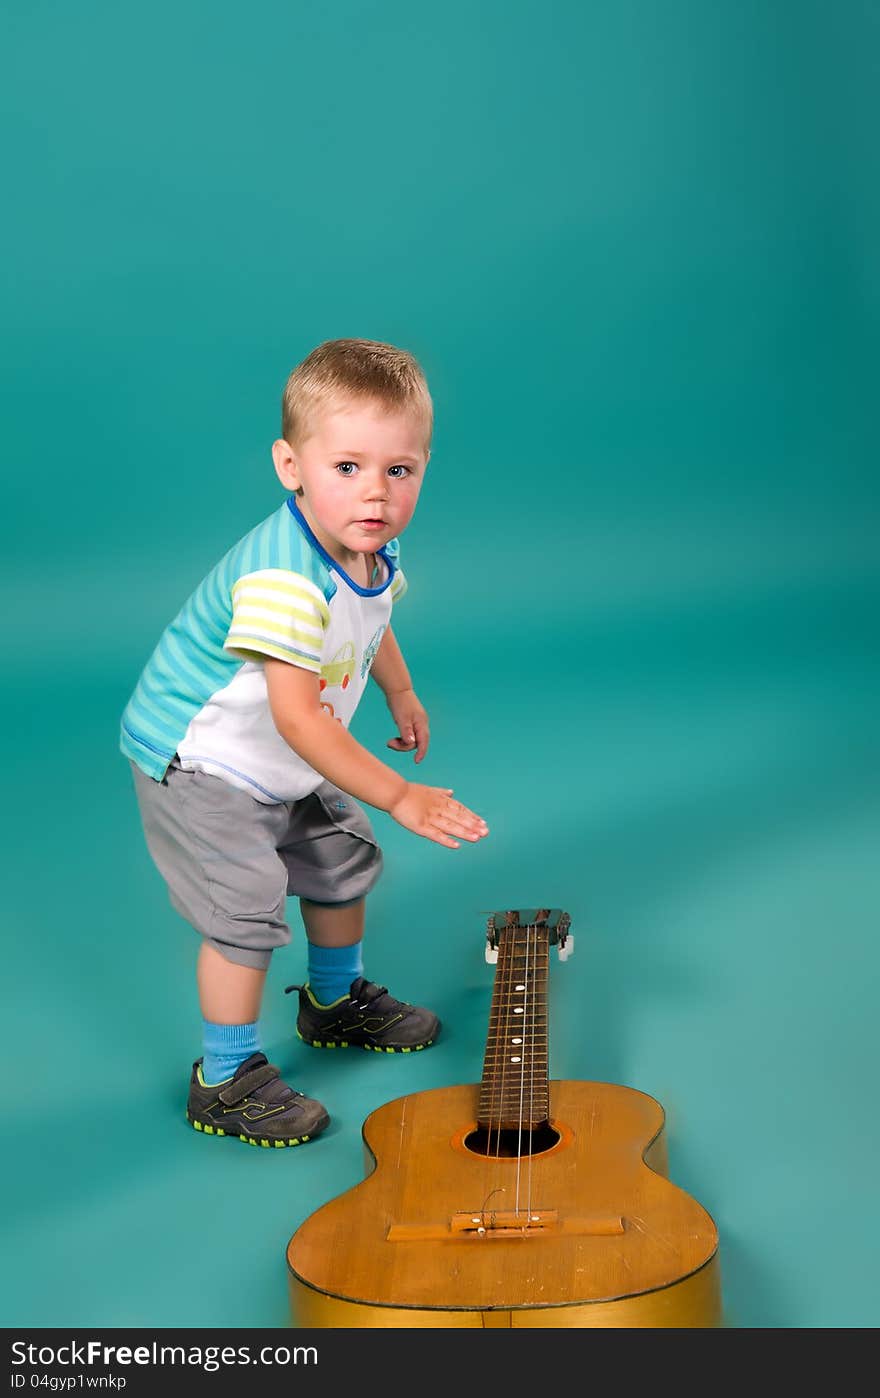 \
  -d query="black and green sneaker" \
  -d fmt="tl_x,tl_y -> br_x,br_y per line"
286,977 -> 440,1053
186,1052 -> 330,1148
